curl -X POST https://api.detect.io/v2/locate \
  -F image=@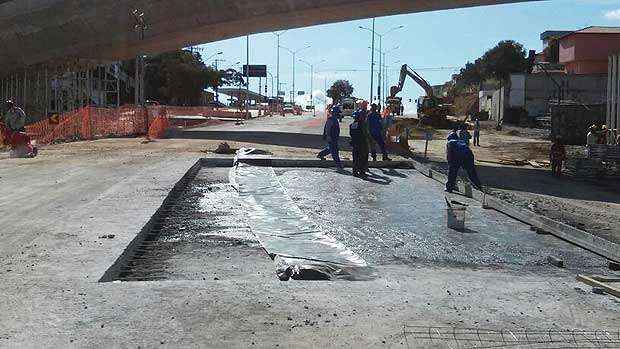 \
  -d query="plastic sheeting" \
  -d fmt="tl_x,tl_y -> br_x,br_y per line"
230,149 -> 374,281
